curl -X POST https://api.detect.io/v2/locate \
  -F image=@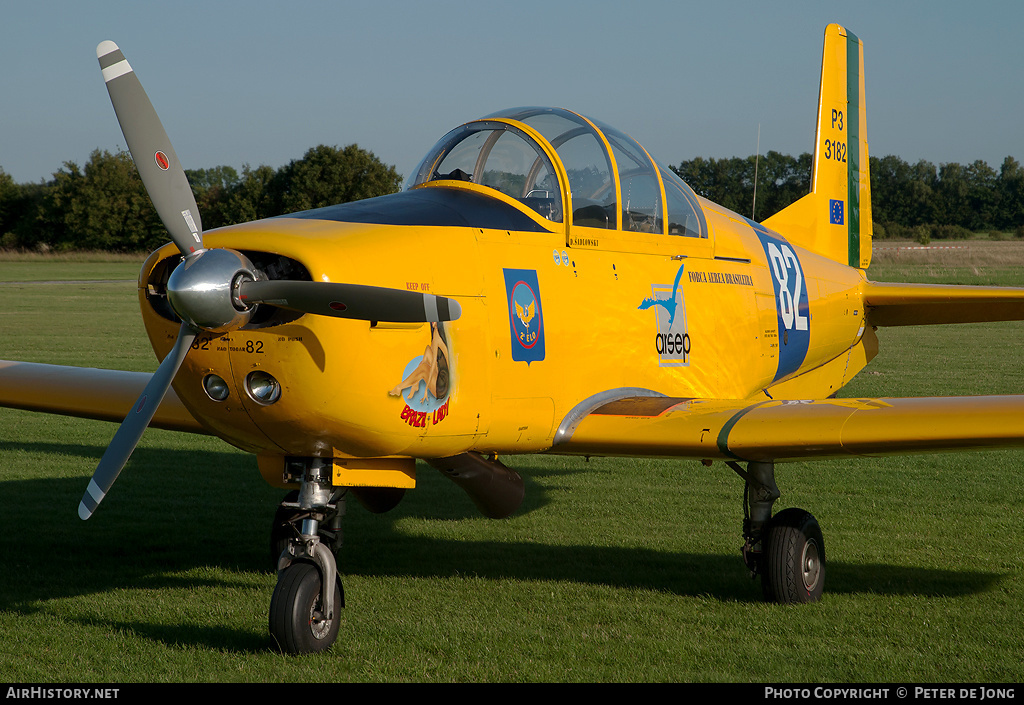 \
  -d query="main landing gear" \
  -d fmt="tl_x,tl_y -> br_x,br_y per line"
269,459 -> 345,654
729,460 -> 825,603
264,456 -> 822,652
